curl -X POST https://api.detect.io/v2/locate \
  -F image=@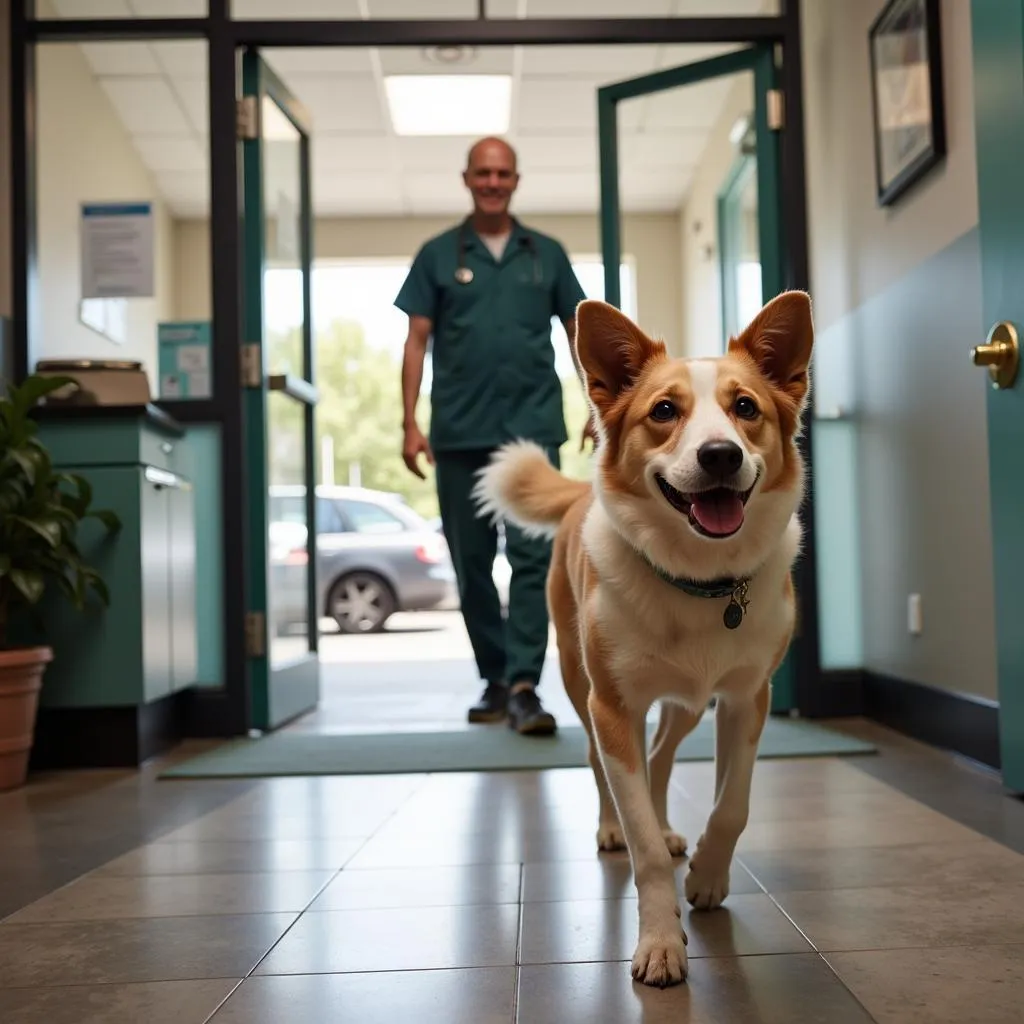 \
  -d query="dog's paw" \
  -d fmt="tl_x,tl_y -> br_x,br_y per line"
630,931 -> 689,988
662,828 -> 688,857
597,820 -> 627,852
685,857 -> 731,910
